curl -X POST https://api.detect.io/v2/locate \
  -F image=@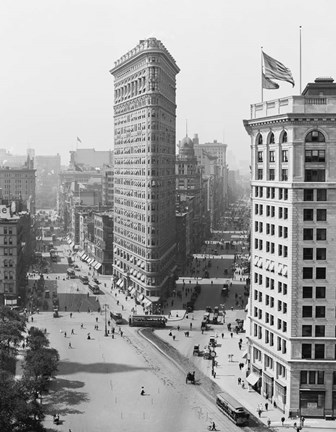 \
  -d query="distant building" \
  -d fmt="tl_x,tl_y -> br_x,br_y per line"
0,158 -> 36,214
0,209 -> 32,306
101,164 -> 114,208
69,149 -> 113,170
110,37 -> 179,305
